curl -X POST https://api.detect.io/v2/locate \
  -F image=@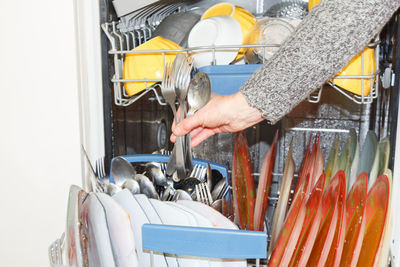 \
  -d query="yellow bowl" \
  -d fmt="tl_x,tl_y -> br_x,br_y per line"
308,0 -> 321,11
201,3 -> 257,58
123,36 -> 182,96
309,1 -> 375,96
333,47 -> 376,96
